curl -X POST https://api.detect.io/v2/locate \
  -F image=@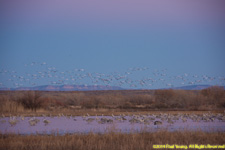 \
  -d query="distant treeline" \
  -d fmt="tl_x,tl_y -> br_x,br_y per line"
0,86 -> 224,113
